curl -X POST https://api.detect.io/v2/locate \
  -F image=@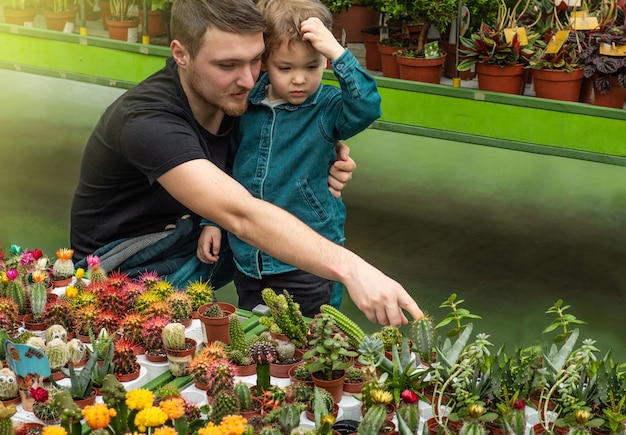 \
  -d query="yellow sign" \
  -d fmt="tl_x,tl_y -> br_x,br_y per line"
599,42 -> 626,56
504,27 -> 529,46
546,30 -> 570,54
571,10 -> 599,30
